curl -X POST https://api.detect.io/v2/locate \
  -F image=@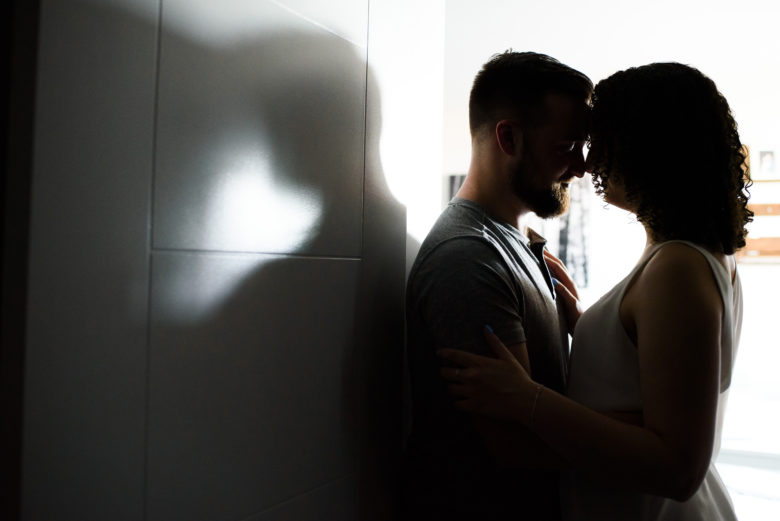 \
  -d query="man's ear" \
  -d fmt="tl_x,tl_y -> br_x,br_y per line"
495,120 -> 522,157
